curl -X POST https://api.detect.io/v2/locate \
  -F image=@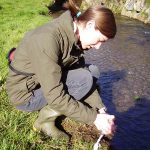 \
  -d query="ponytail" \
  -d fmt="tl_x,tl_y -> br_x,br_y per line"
67,0 -> 80,17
